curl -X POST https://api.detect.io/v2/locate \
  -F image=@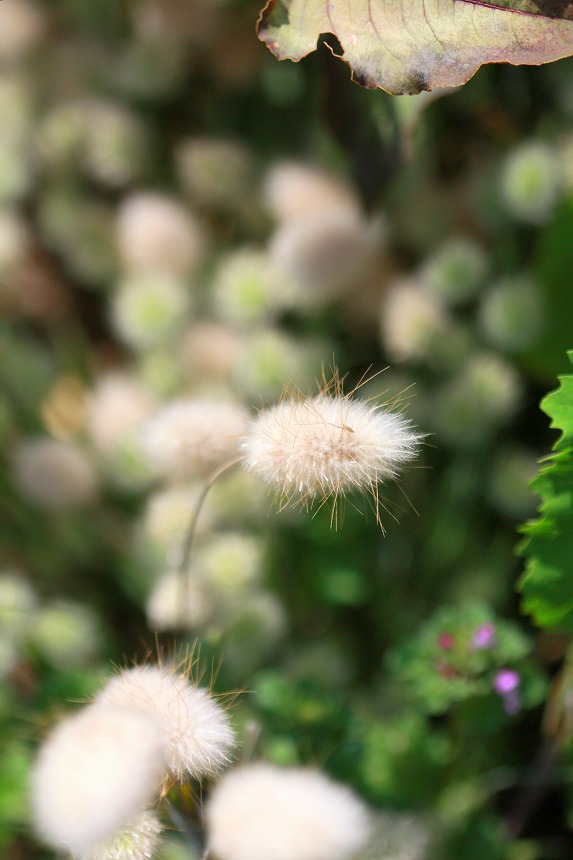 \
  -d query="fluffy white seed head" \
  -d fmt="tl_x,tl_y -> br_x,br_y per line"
206,763 -> 371,860
117,192 -> 204,277
270,211 -> 382,302
96,664 -> 235,781
241,389 -> 421,524
32,704 -> 166,853
70,810 -> 163,860
264,162 -> 361,224
11,438 -> 98,510
143,398 -> 249,480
